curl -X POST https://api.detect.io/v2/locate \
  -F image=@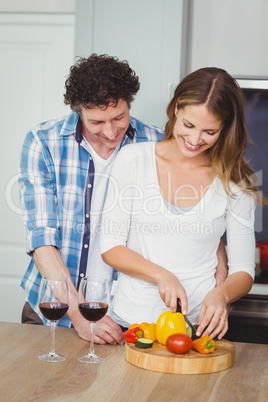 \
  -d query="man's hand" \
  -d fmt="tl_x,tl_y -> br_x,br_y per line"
33,246 -> 124,345
74,314 -> 125,345
94,315 -> 125,344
